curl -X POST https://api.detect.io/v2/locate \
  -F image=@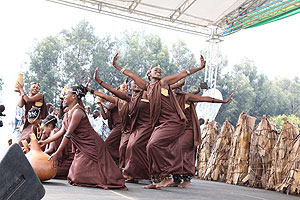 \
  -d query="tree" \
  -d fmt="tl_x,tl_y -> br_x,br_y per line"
272,114 -> 300,131
115,30 -> 172,82
25,35 -> 62,105
287,81 -> 300,115
60,20 -> 99,86
216,71 -> 256,126
170,40 -> 200,92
